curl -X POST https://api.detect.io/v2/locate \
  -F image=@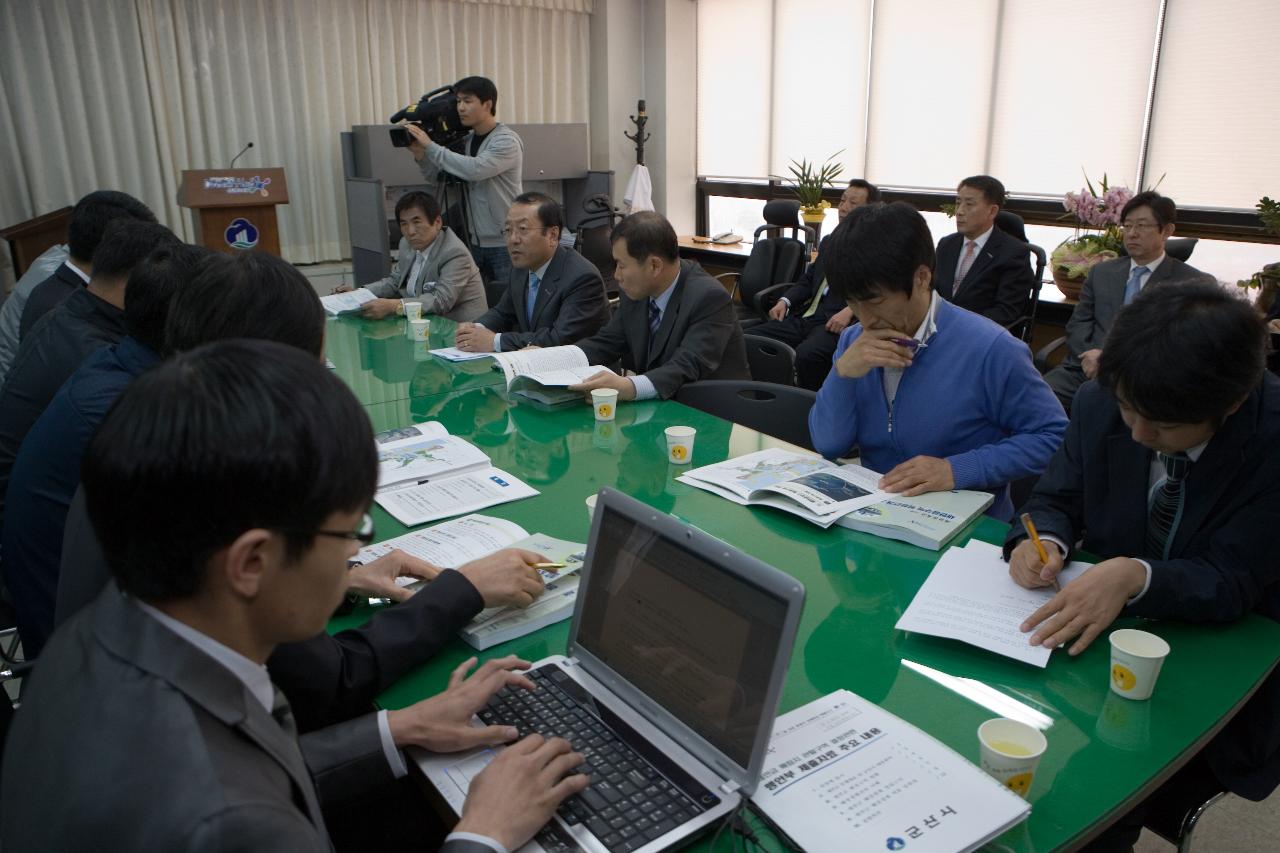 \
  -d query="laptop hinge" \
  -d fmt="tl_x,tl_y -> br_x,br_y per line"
718,780 -> 741,796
